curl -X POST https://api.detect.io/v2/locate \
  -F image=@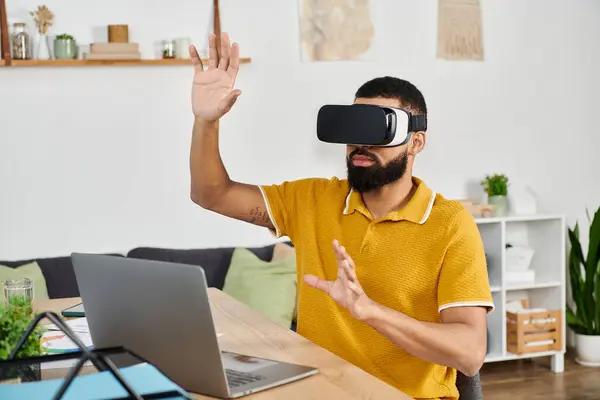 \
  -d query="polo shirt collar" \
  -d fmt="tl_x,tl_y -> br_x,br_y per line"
343,177 -> 436,224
